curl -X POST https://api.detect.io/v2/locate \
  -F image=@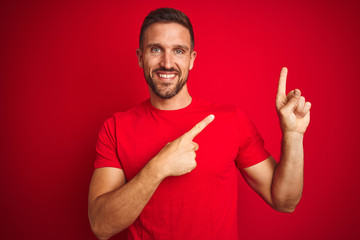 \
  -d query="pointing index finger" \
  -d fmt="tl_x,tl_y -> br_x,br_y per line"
185,114 -> 215,140
277,67 -> 288,97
